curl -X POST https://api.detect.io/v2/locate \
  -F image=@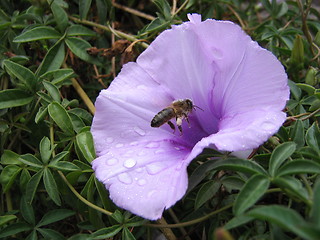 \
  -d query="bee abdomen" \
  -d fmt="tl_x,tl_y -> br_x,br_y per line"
151,108 -> 175,127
